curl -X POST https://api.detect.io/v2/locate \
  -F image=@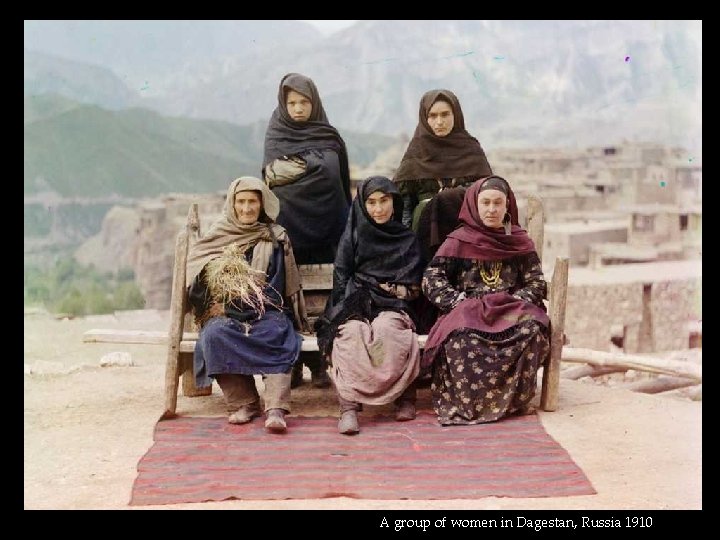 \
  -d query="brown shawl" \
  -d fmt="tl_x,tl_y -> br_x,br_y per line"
393,89 -> 493,182
185,177 -> 303,307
